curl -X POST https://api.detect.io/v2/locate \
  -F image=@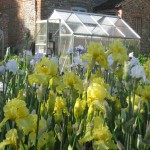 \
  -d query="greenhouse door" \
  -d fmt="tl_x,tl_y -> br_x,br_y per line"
35,19 -> 60,56
36,20 -> 47,54
47,19 -> 60,56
